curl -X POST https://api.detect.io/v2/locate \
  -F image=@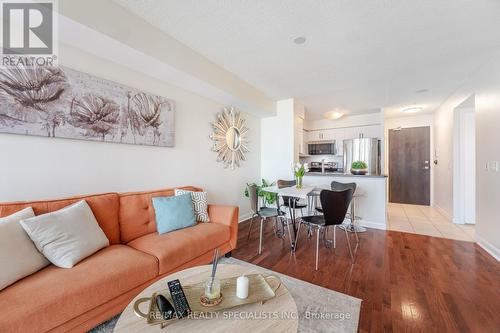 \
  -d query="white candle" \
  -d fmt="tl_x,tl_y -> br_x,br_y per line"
236,275 -> 249,299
